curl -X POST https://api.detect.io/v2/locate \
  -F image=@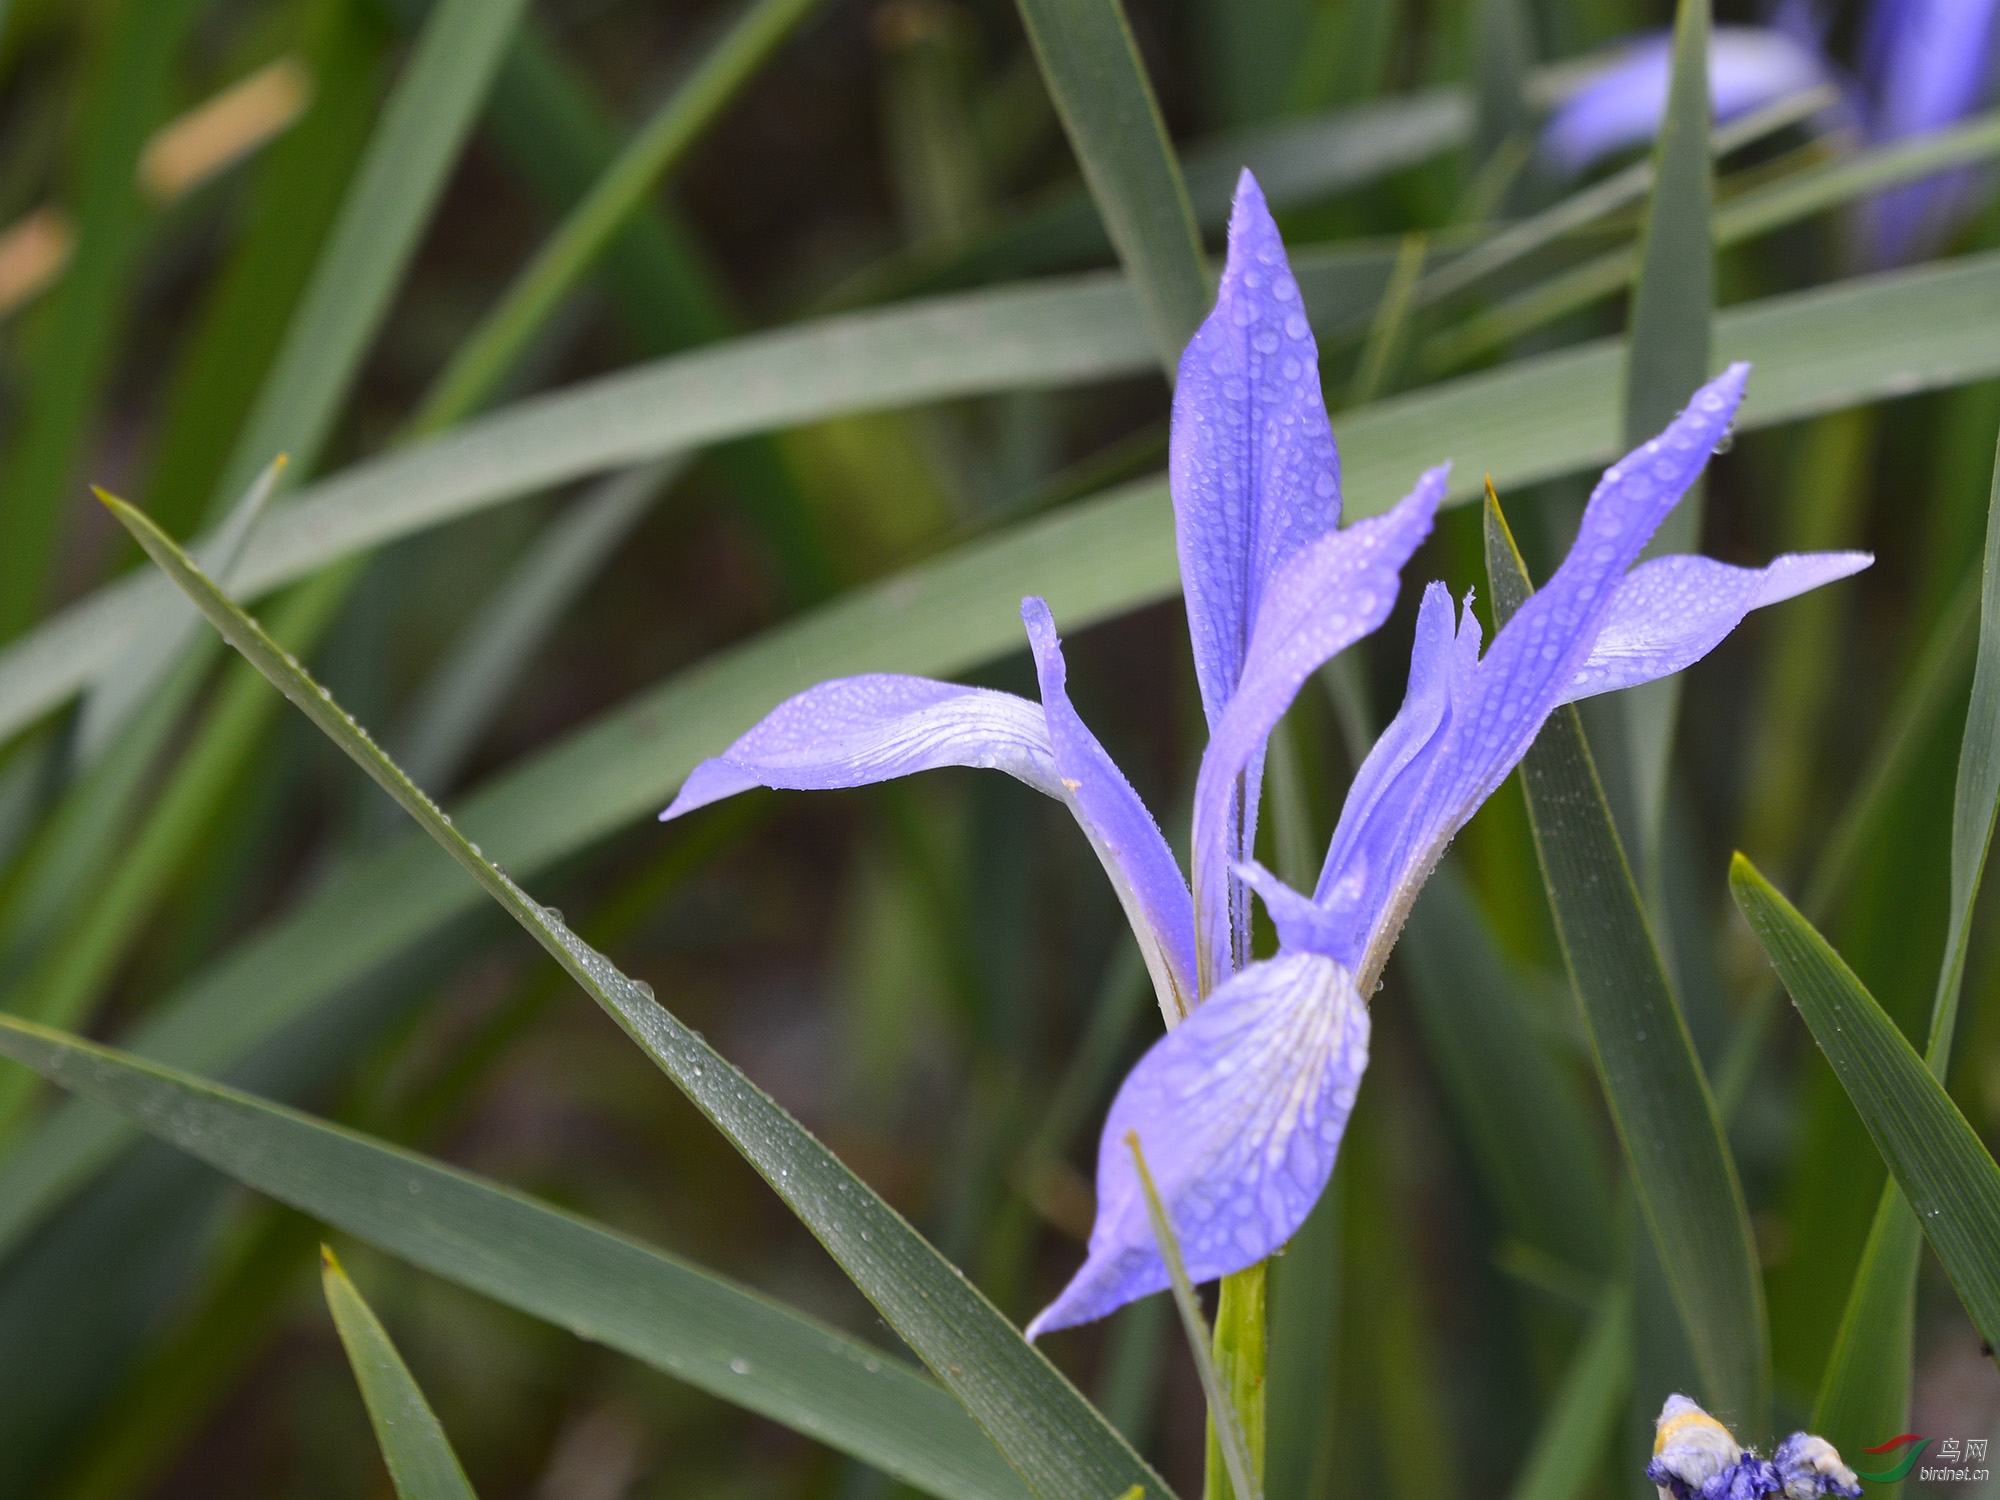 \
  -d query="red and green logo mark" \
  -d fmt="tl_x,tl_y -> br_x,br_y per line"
1856,1435 -> 1928,1483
